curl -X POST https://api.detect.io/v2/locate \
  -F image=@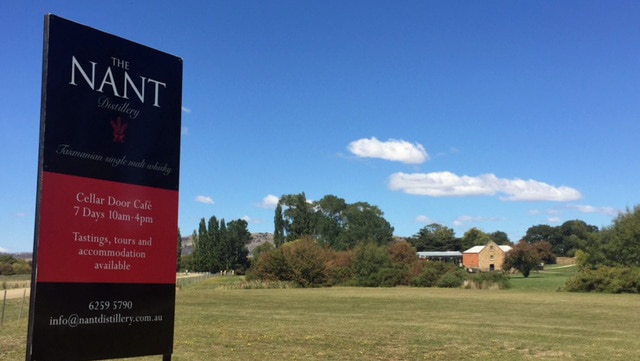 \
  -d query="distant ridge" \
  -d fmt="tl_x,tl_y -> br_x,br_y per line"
180,232 -> 274,256
0,252 -> 33,260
